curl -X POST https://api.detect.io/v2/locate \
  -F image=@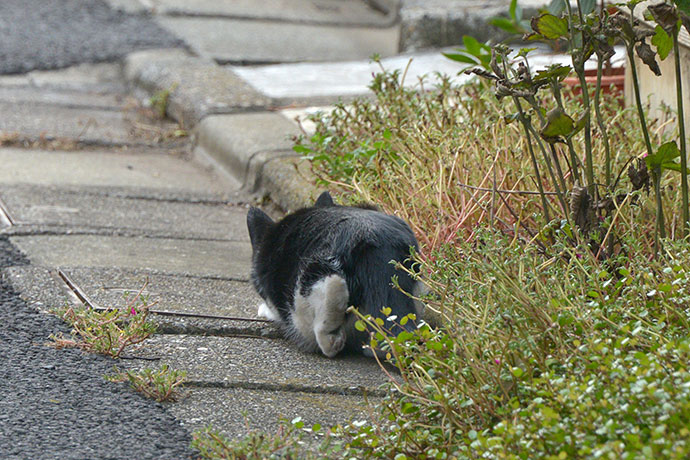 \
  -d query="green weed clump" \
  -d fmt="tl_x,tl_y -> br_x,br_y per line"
105,364 -> 187,402
50,287 -> 156,358
192,418 -> 341,460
